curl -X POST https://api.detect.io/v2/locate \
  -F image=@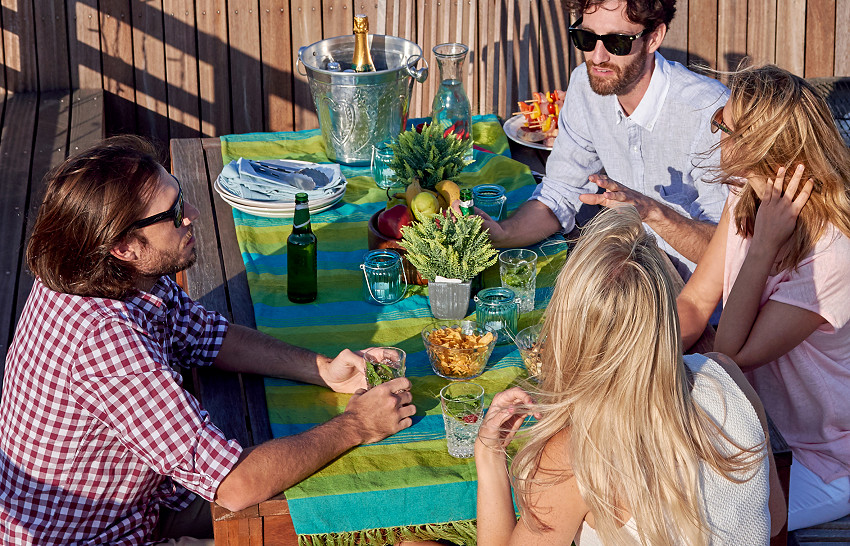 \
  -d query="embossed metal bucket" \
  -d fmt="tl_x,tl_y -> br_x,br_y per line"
298,35 -> 428,166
